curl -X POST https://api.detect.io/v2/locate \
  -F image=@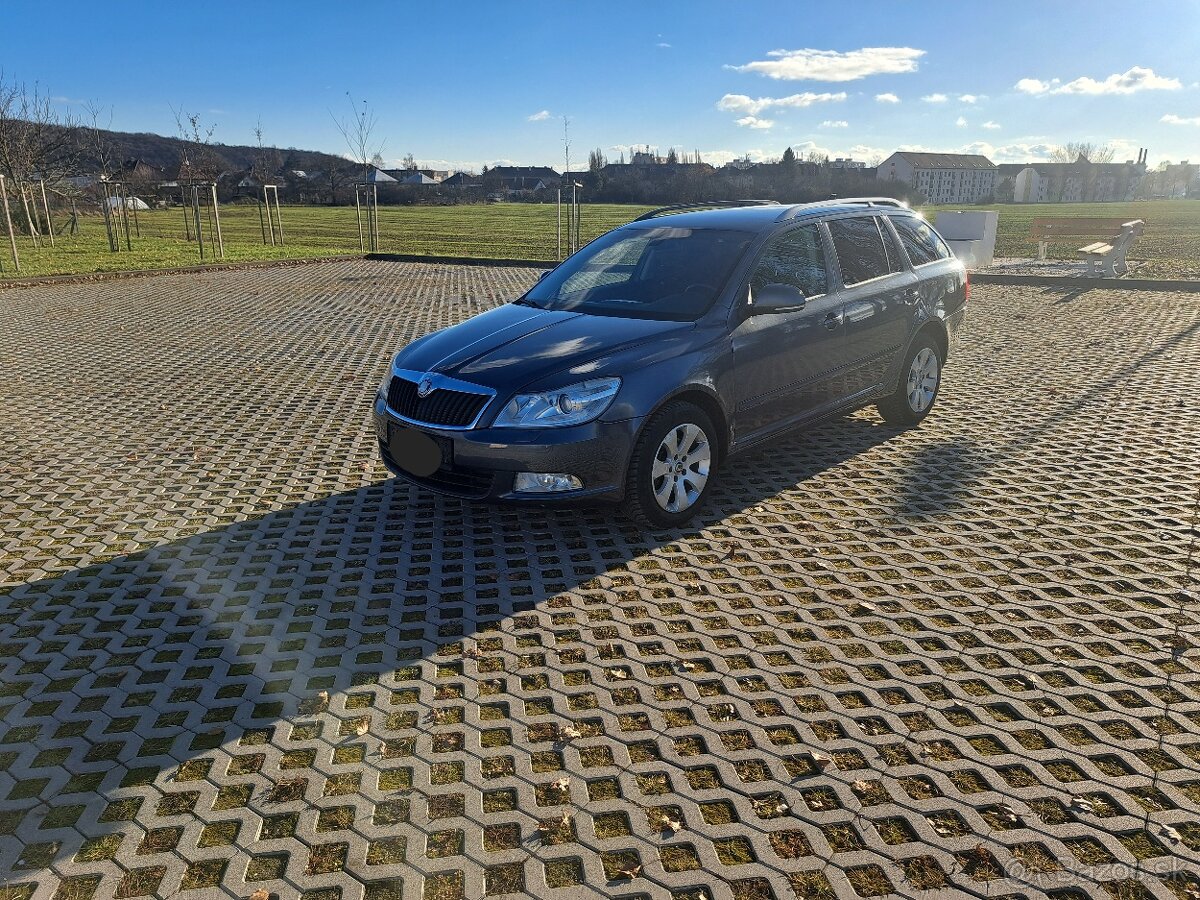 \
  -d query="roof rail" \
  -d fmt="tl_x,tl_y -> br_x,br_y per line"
777,196 -> 908,220
633,199 -> 781,222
